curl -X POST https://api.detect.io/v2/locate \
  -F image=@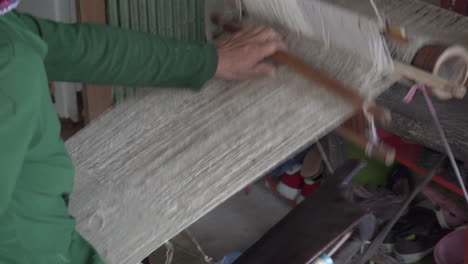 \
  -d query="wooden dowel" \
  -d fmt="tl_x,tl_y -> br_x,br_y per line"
394,61 -> 467,99
211,15 -> 392,125
384,25 -> 409,44
273,51 -> 391,123
212,15 -> 396,164
214,15 -> 466,101
336,126 -> 395,166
